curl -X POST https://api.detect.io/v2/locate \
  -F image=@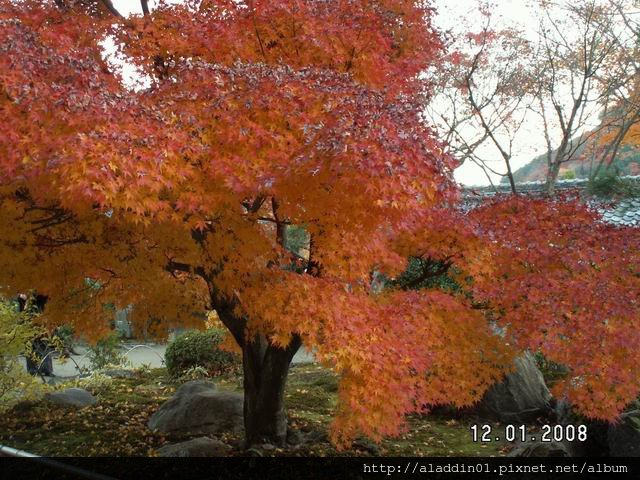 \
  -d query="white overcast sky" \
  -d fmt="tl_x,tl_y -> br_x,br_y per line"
108,0 -> 569,186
